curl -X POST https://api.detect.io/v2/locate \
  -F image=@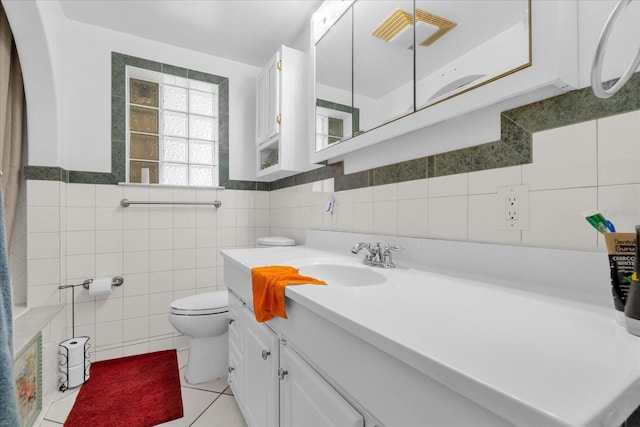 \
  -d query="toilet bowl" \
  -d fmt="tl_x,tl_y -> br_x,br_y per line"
169,291 -> 229,384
